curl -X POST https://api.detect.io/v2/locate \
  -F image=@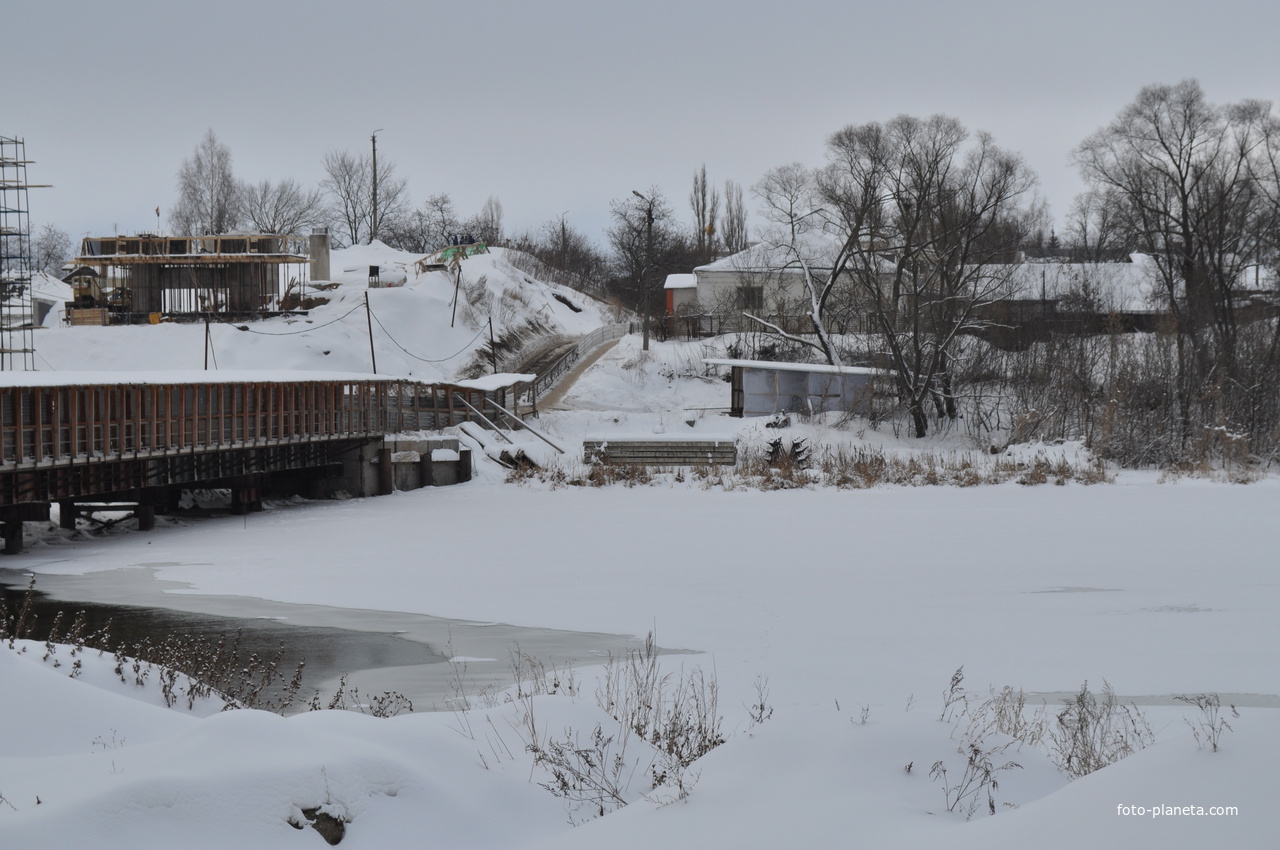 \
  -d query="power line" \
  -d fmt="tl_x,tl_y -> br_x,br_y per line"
212,302 -> 365,336
367,306 -> 488,363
